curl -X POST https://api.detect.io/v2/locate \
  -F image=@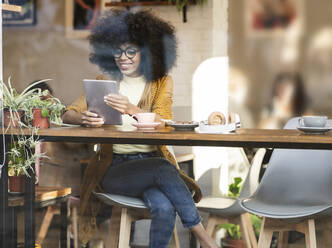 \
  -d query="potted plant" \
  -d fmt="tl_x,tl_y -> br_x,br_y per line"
217,177 -> 245,247
219,223 -> 244,248
1,77 -> 52,128
7,128 -> 48,193
1,77 -> 55,193
219,177 -> 262,247
26,90 -> 66,128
